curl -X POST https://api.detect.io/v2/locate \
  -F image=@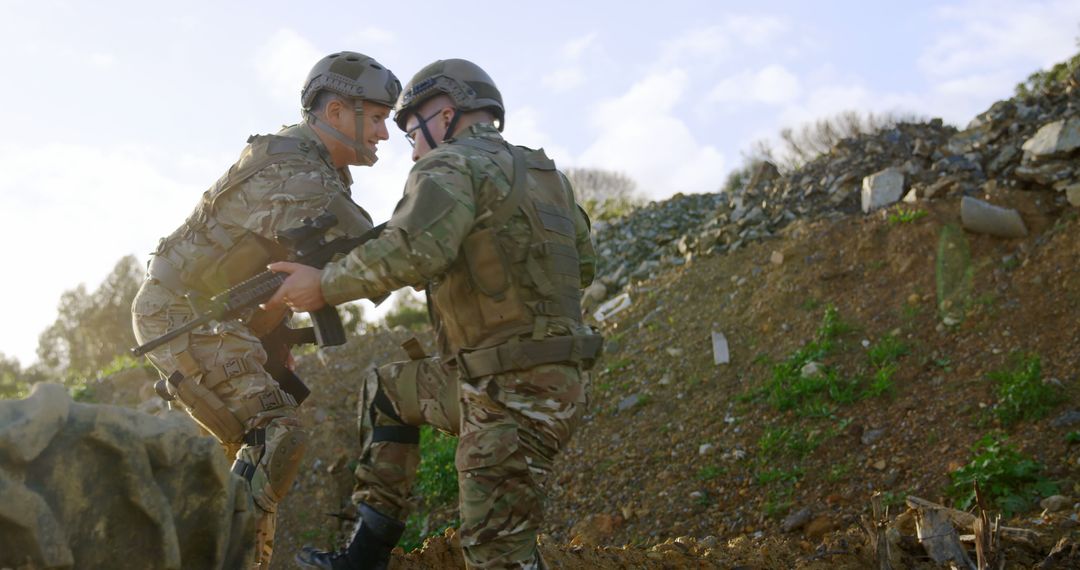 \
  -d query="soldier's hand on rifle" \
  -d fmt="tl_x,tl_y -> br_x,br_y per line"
262,262 -> 327,312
